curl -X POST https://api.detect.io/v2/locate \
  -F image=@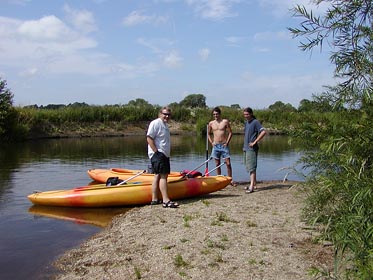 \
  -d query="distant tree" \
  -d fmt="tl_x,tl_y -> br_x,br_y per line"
42,104 -> 66,110
230,104 -> 241,109
127,98 -> 151,107
297,99 -> 313,112
0,78 -> 18,140
179,94 -> 206,108
268,101 -> 296,112
298,97 -> 335,112
68,102 -> 89,107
